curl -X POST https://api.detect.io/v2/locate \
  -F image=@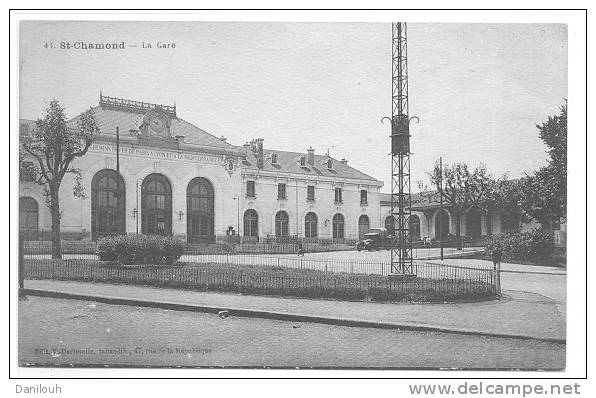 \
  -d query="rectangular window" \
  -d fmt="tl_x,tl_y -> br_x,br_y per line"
307,185 -> 315,201
278,183 -> 286,199
360,190 -> 368,205
20,161 -> 36,182
246,180 -> 256,198
334,187 -> 343,203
